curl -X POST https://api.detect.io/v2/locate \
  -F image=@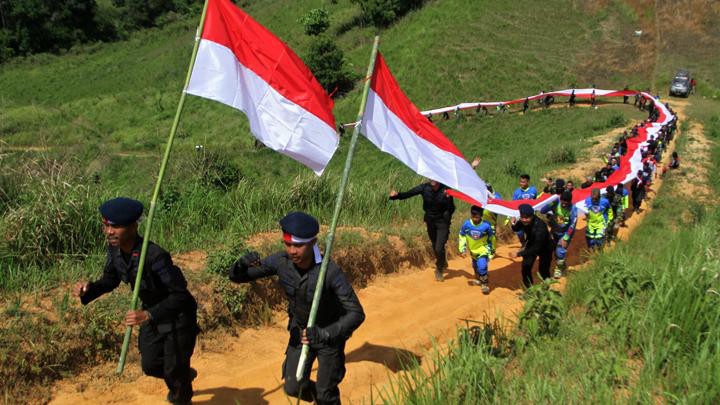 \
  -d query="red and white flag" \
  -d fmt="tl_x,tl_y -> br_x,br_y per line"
186,0 -> 338,175
360,53 -> 488,205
